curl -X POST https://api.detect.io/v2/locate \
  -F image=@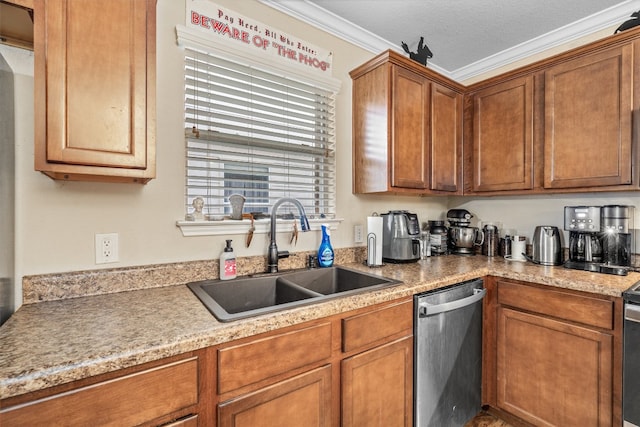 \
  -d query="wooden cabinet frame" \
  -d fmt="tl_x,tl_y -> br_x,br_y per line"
351,50 -> 464,195
482,276 -> 624,427
33,0 -> 156,183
